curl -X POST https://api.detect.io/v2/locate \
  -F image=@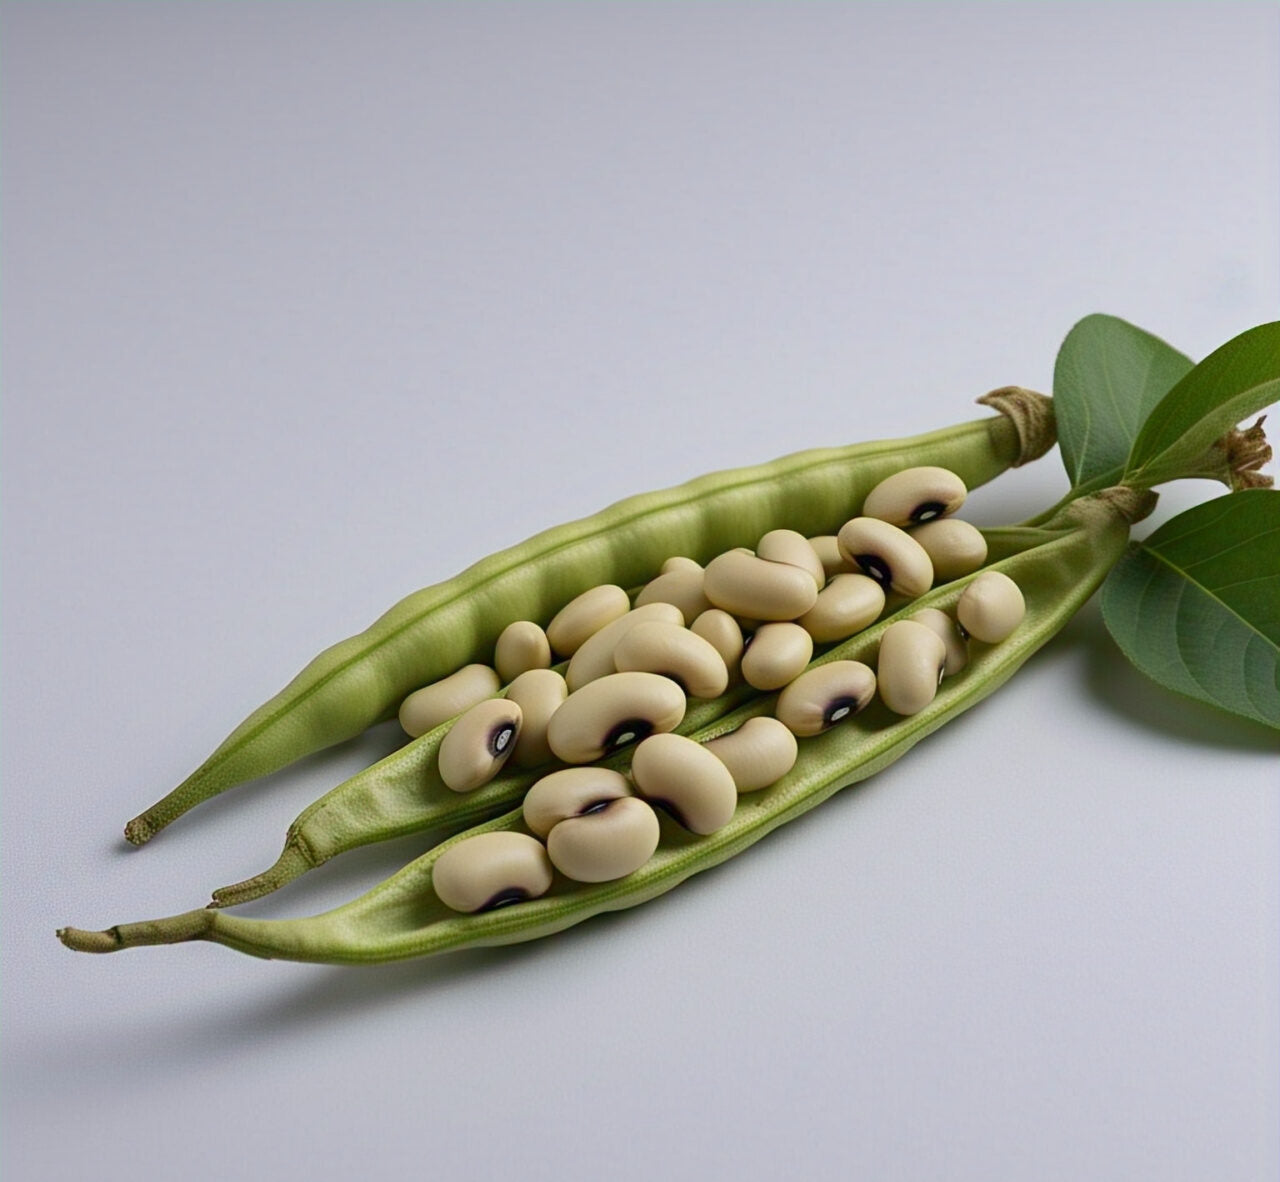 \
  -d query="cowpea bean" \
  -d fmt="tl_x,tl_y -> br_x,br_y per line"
398,664 -> 502,739
546,795 -> 661,883
876,620 -> 947,715
956,571 -> 1025,642
493,620 -> 553,683
504,668 -> 569,768
546,671 -> 686,763
909,518 -> 988,582
634,564 -> 712,624
521,767 -> 632,839
74,490 -> 1163,965
774,660 -> 877,736
661,556 -> 703,575
836,518 -> 934,598
612,620 -> 729,699
124,395 -> 1047,844
910,608 -> 968,675
545,584 -> 631,657
689,609 -> 745,681
739,622 -> 814,691
630,733 -> 737,835
756,530 -> 825,588
432,831 -> 554,914
808,534 -> 856,579
862,465 -> 967,527
566,602 -> 685,691
703,550 -> 820,621
438,699 -> 523,792
703,716 -> 798,792
797,573 -> 886,643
